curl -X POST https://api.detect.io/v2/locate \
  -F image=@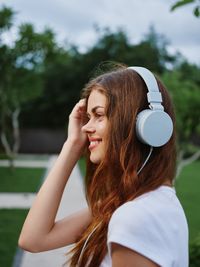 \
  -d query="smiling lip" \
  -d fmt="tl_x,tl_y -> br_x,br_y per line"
88,138 -> 102,151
